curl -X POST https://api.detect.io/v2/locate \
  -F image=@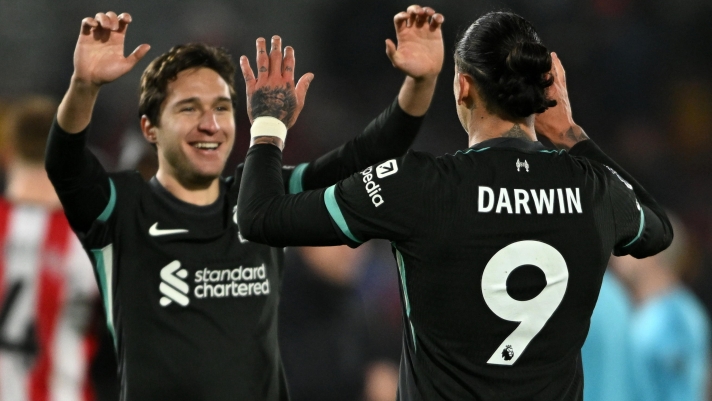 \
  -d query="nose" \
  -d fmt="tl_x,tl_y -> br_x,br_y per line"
197,110 -> 220,135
